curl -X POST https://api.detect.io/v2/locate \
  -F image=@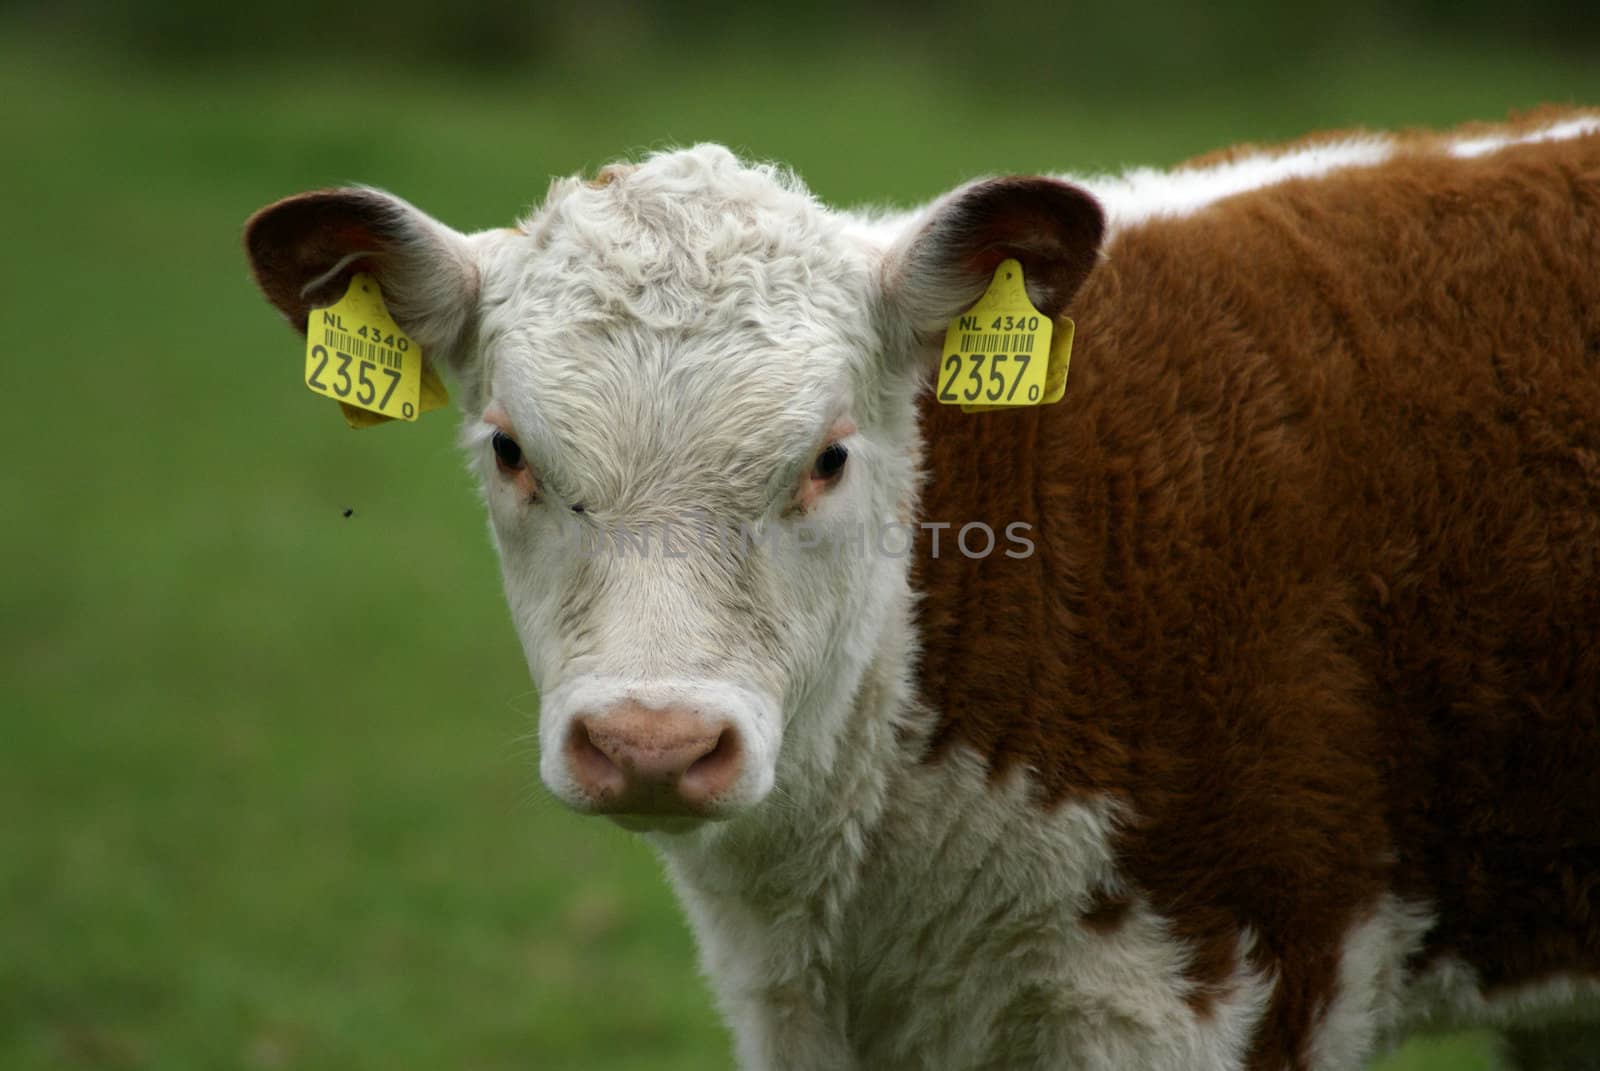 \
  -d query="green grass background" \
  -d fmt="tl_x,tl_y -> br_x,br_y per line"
4,22 -> 1597,1070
